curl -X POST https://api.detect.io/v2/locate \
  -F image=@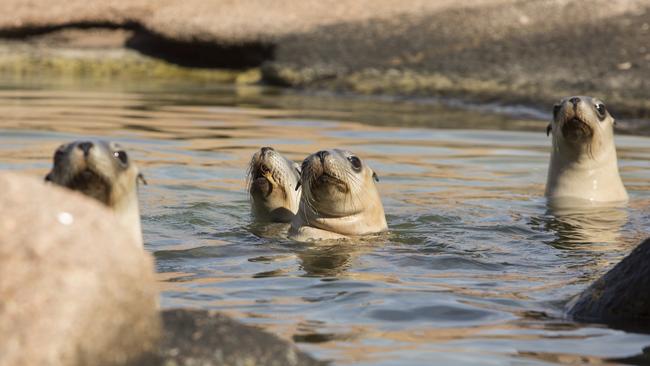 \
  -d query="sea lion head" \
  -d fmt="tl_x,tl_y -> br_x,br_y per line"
45,140 -> 143,208
547,96 -> 615,157
300,149 -> 383,220
247,146 -> 301,222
